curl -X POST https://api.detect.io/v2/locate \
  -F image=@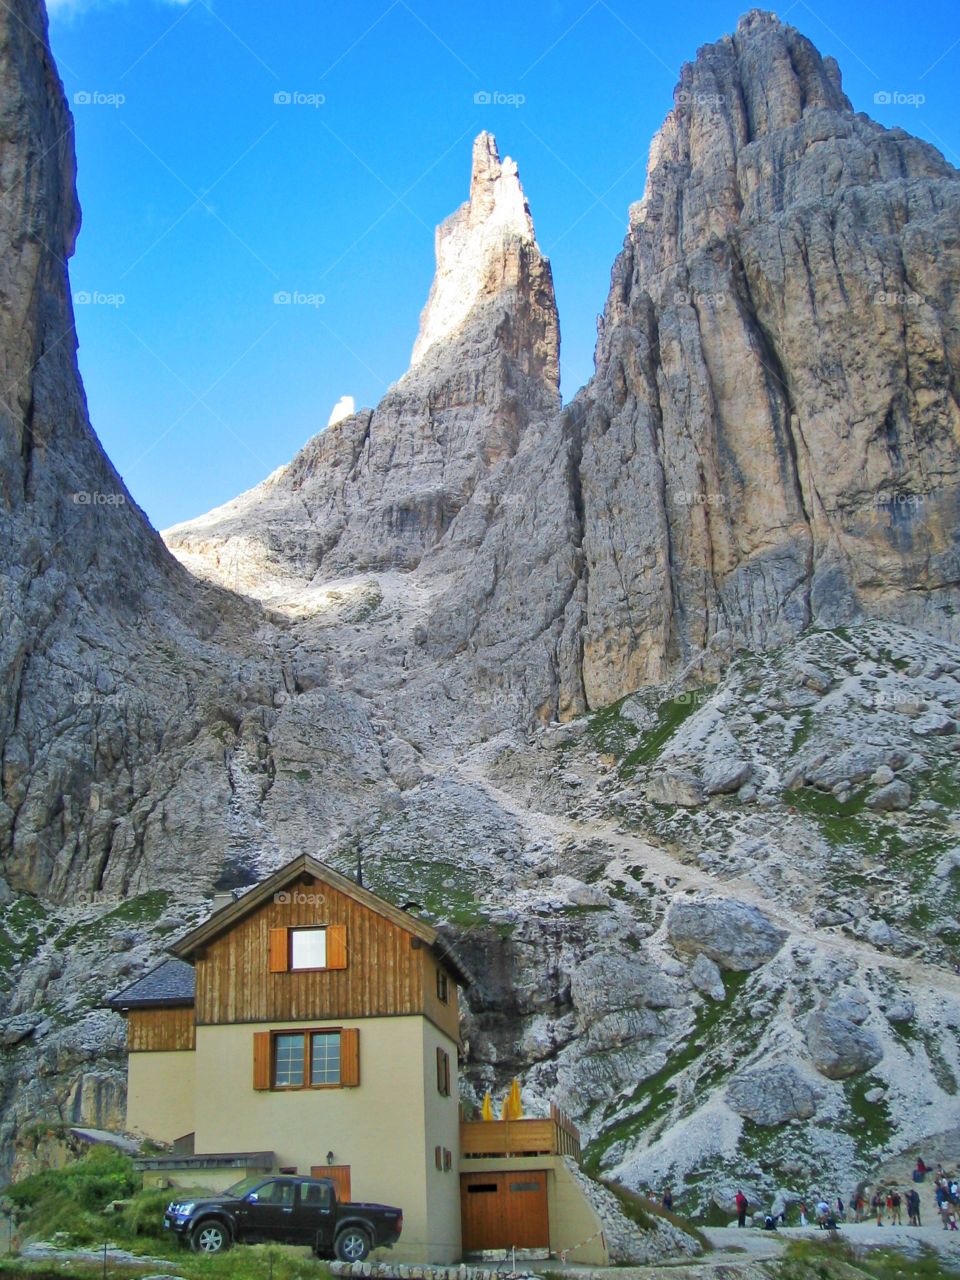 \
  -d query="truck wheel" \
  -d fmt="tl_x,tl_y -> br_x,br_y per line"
335,1227 -> 372,1262
190,1220 -> 231,1253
